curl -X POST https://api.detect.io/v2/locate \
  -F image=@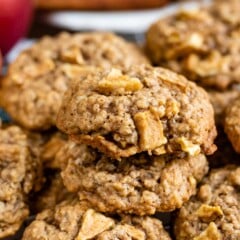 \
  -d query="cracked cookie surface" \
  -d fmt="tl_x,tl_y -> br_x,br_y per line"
57,65 -> 216,158
22,199 -> 171,240
0,32 -> 149,130
58,141 -> 208,215
174,165 -> 240,240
